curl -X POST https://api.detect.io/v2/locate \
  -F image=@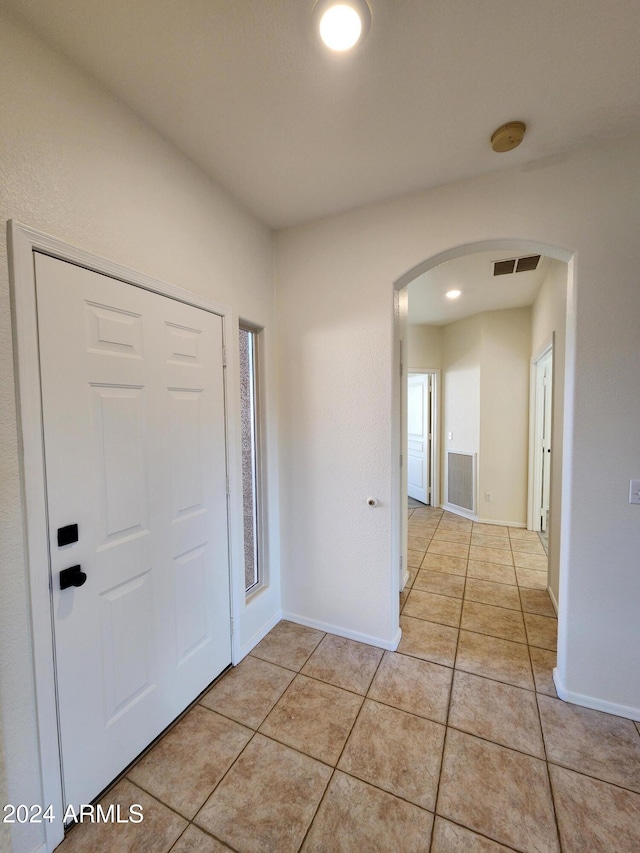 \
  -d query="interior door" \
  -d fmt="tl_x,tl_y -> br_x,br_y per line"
35,253 -> 231,811
540,353 -> 553,532
407,374 -> 430,504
